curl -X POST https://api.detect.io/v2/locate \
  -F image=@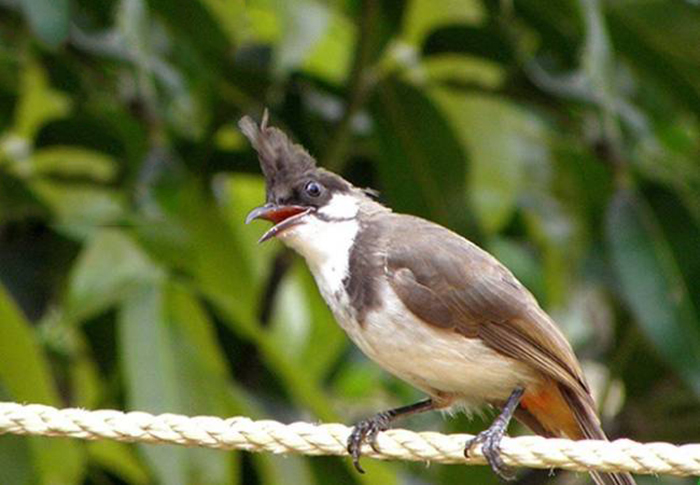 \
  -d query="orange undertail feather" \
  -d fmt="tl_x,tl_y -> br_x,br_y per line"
516,381 -> 636,485
519,383 -> 582,439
